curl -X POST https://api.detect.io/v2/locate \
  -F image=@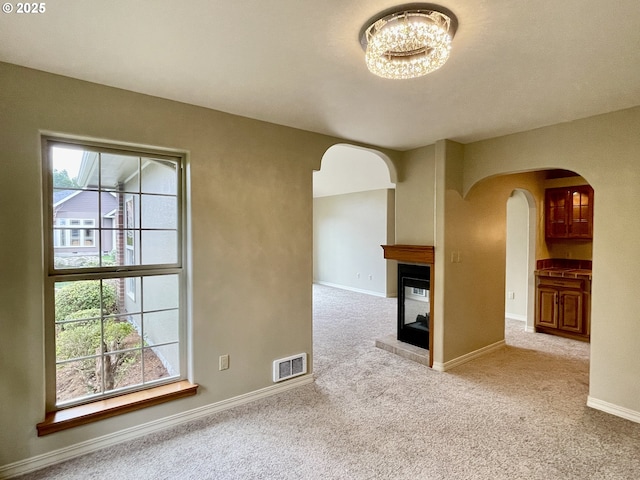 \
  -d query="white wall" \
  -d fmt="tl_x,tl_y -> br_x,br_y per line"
505,190 -> 529,321
313,189 -> 396,297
